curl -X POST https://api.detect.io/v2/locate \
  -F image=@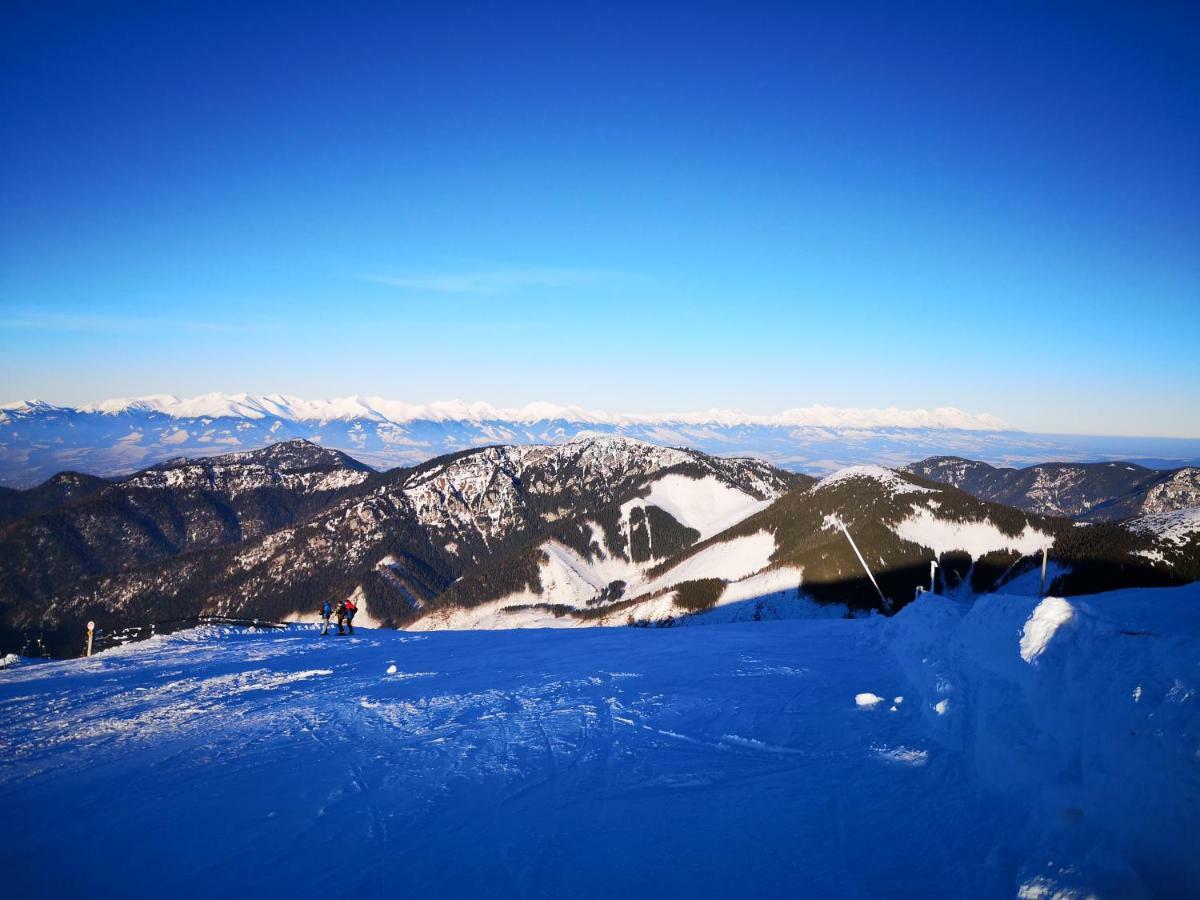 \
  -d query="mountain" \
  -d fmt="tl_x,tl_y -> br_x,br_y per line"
5,394 -> 1200,487
905,456 -> 1200,520
3,437 -> 1196,656
0,436 -> 801,653
0,471 -> 109,525
410,465 -> 1200,630
0,441 -> 375,645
